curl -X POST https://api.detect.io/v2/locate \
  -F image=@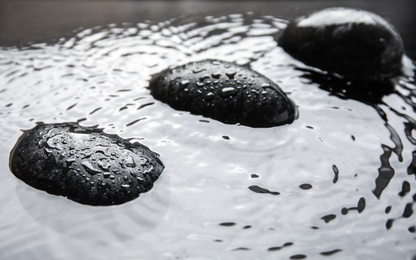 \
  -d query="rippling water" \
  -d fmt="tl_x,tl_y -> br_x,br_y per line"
0,13 -> 415,259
